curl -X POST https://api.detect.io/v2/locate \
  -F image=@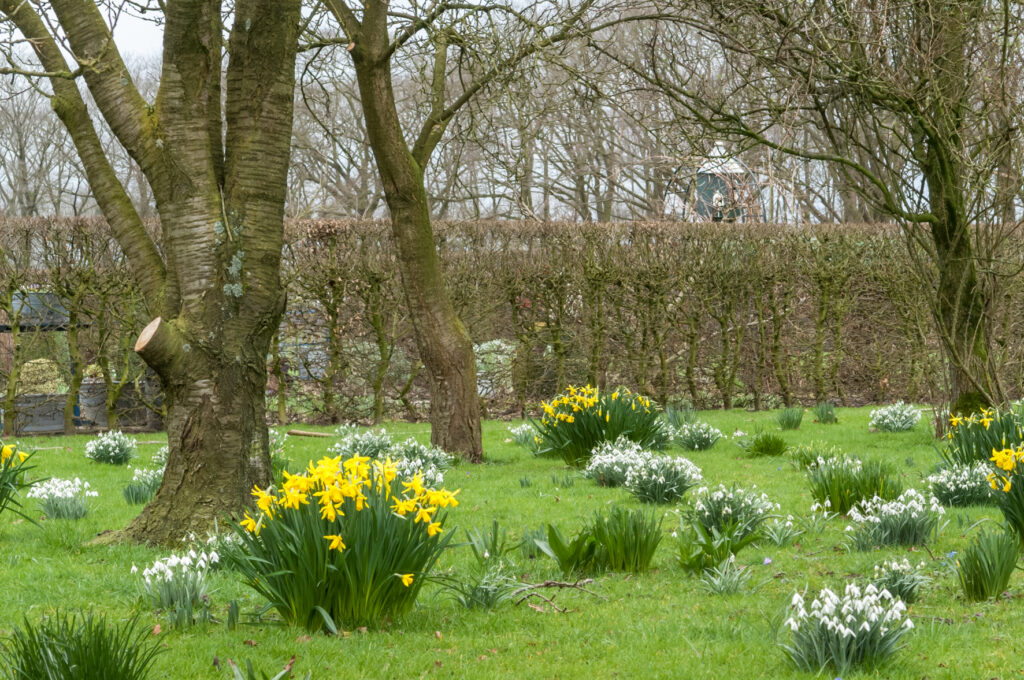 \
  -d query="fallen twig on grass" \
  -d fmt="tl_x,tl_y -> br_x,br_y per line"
286,429 -> 332,438
511,578 -> 605,613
